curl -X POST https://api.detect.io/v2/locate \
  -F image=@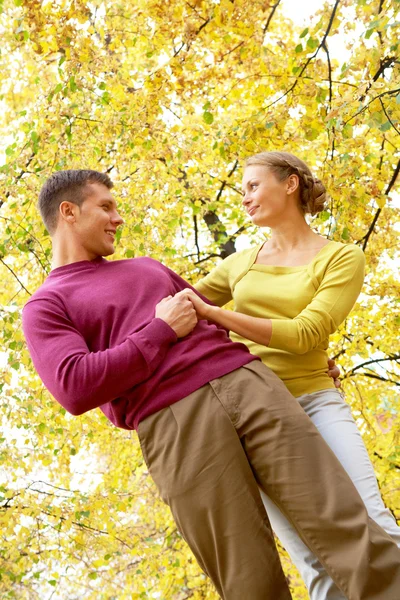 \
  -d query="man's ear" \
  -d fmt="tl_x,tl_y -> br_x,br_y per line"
286,174 -> 300,195
59,201 -> 79,224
